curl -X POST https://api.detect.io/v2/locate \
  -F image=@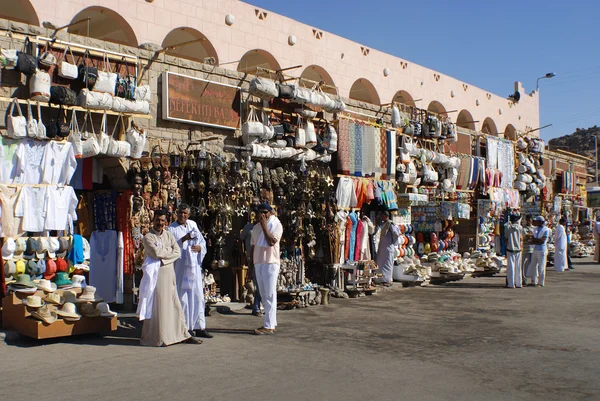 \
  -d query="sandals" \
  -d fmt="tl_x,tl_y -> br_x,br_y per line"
184,337 -> 203,345
254,327 -> 276,335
